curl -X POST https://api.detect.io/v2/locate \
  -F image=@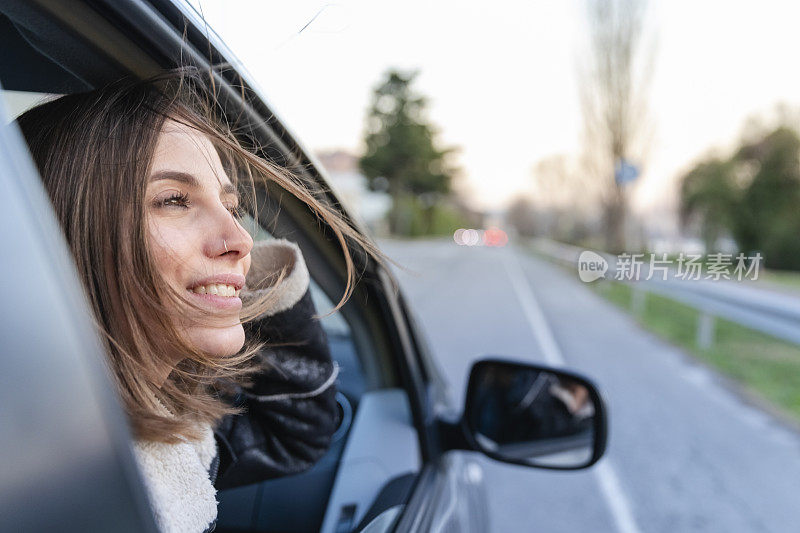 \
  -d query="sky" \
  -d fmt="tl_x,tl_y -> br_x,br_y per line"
186,0 -> 800,229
